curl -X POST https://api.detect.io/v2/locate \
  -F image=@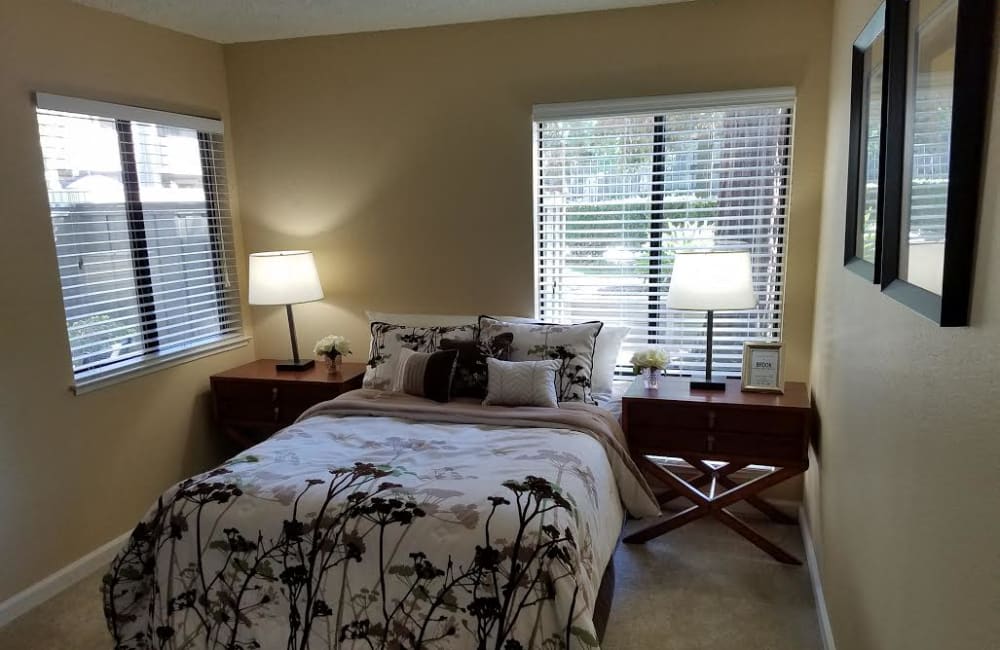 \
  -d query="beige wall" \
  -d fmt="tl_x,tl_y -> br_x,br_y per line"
0,0 -> 254,602
807,0 -> 1000,648
224,0 -> 833,387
